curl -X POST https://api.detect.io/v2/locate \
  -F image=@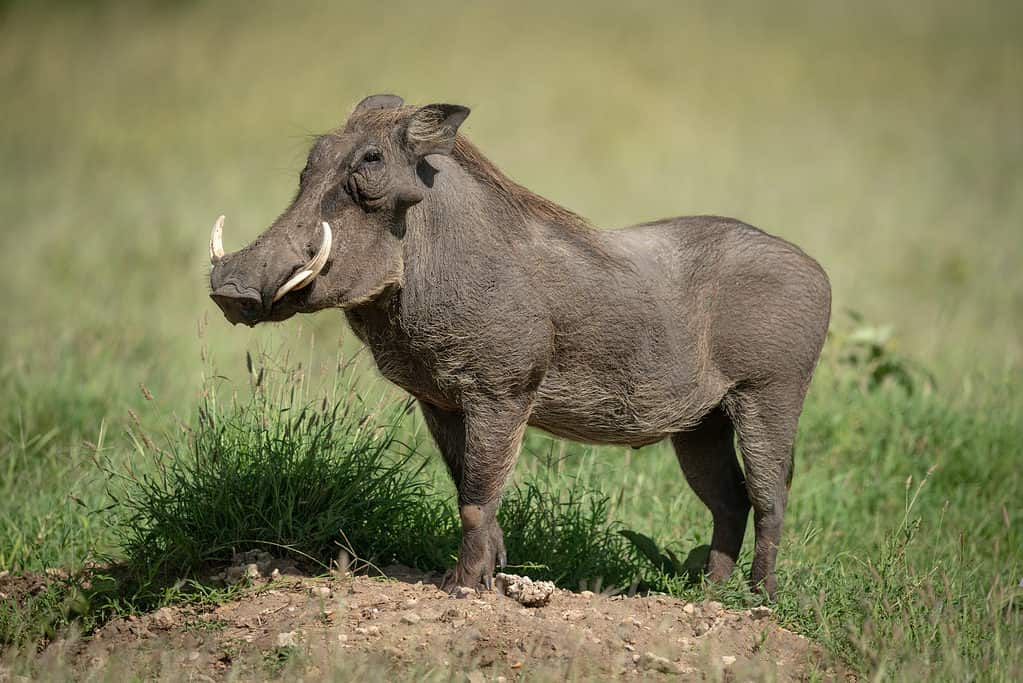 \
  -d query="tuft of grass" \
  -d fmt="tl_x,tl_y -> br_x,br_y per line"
106,367 -> 457,584
102,353 -> 643,599
499,479 -> 642,592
